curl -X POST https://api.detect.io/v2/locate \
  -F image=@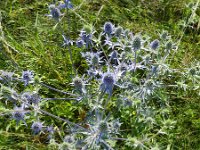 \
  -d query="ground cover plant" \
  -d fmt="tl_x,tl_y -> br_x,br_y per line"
0,0 -> 200,149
